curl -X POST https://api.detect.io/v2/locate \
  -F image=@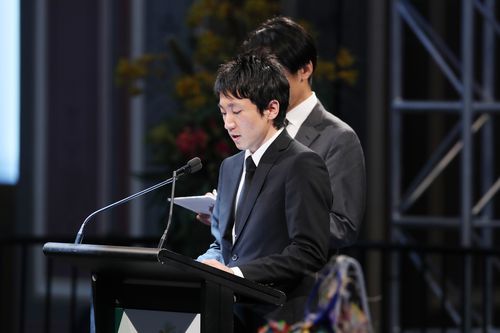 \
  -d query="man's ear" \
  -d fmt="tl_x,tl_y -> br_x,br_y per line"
300,61 -> 314,82
265,100 -> 280,120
